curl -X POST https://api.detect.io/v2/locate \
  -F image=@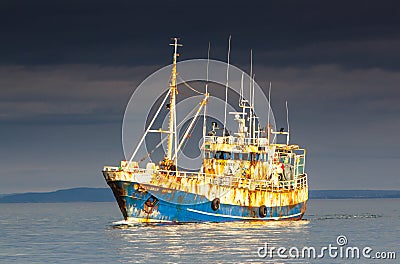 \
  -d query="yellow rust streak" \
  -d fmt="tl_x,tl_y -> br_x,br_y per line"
146,171 -> 308,208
